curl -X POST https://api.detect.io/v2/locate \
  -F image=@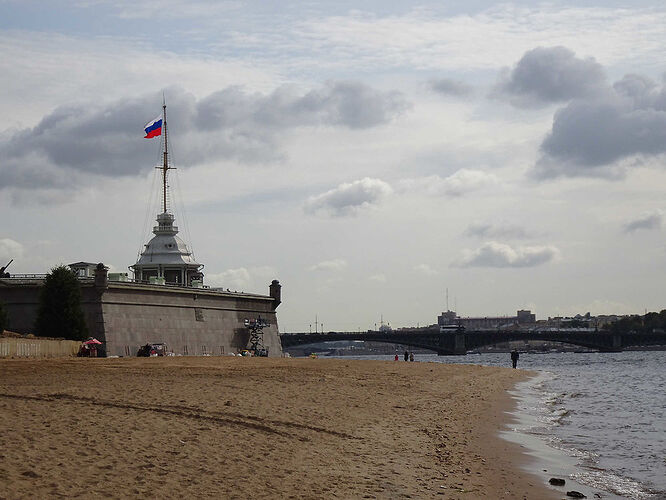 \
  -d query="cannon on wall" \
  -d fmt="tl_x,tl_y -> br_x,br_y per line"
0,259 -> 13,278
